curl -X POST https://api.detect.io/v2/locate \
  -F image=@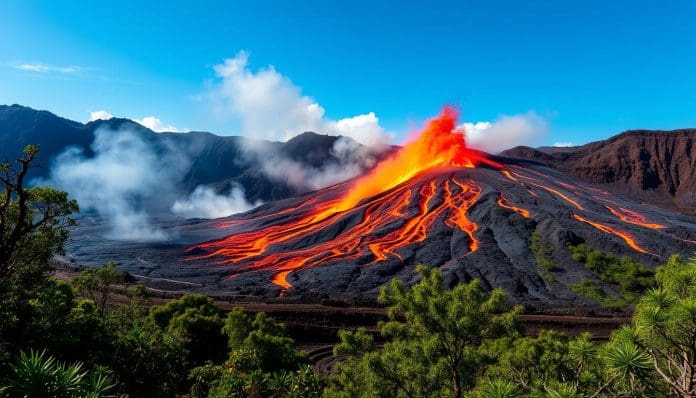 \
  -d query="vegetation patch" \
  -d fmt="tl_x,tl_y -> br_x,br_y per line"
568,278 -> 626,308
569,243 -> 655,303
530,227 -> 557,281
